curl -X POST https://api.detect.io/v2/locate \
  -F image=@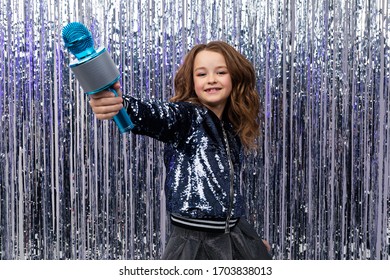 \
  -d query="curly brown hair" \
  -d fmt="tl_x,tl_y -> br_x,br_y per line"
170,41 -> 261,150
